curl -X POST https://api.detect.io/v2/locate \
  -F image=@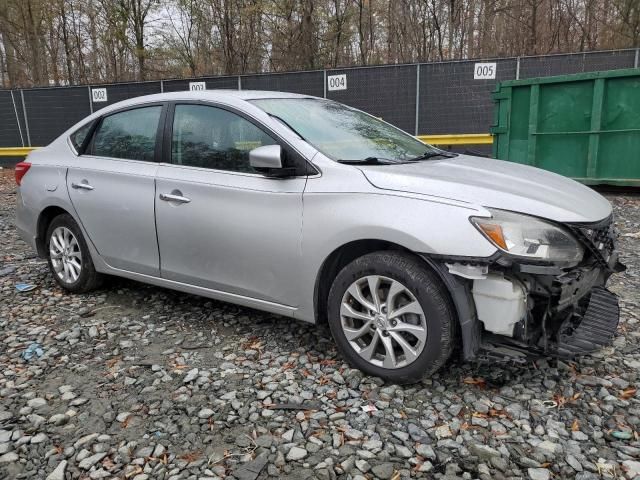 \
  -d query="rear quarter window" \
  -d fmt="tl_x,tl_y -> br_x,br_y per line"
69,122 -> 94,153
